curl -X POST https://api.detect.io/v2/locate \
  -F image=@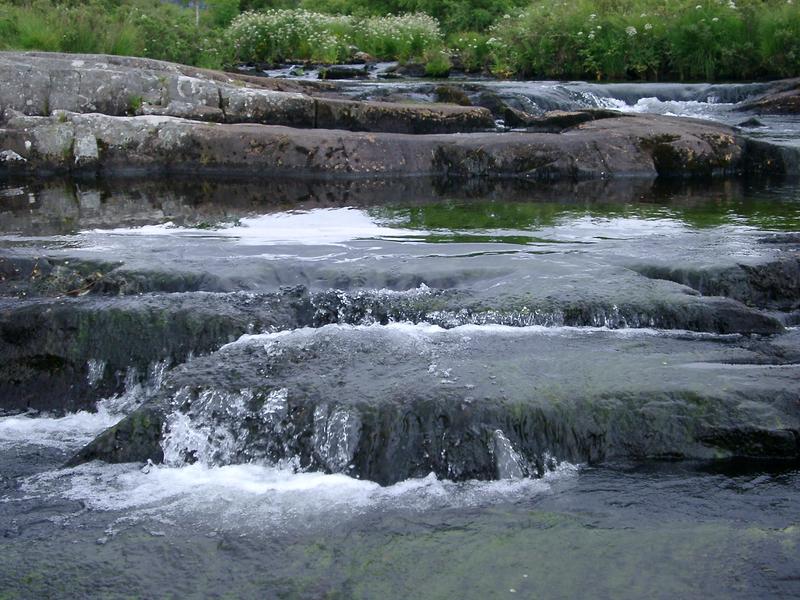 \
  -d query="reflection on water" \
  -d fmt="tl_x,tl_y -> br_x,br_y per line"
2,177 -> 799,240
370,192 -> 800,234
